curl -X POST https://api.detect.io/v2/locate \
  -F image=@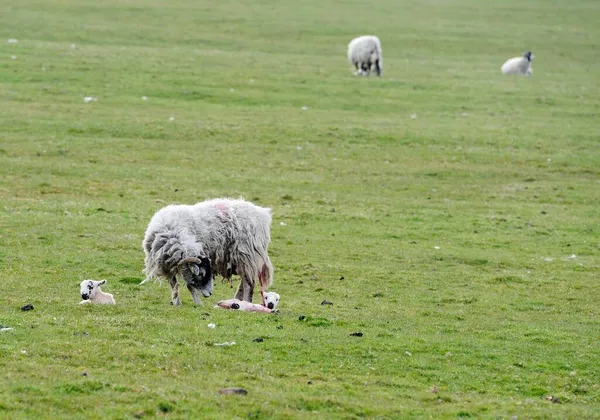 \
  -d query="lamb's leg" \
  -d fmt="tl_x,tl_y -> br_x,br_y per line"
186,283 -> 202,305
169,276 -> 181,305
374,60 -> 381,76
